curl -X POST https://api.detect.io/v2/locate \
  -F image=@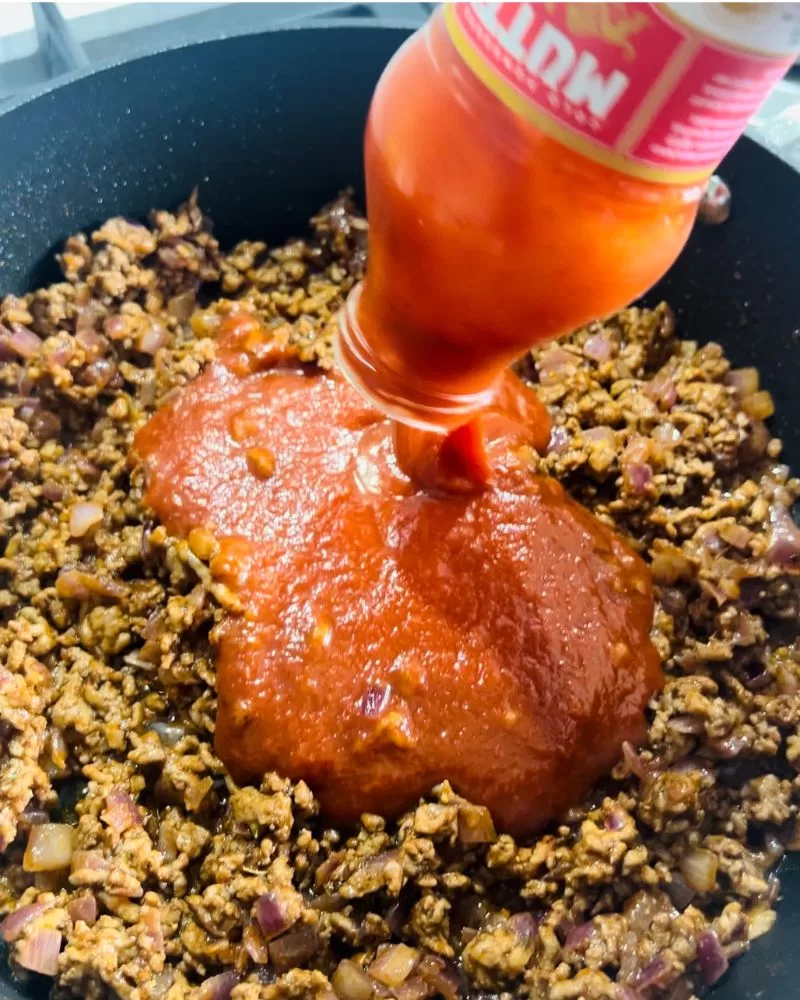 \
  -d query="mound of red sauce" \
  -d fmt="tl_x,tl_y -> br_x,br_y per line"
134,310 -> 663,836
